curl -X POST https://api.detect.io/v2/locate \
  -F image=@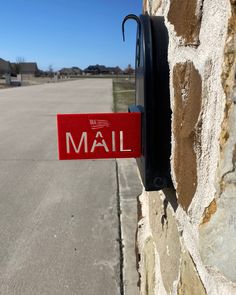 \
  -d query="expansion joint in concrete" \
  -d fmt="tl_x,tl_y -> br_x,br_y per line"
115,160 -> 125,295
